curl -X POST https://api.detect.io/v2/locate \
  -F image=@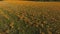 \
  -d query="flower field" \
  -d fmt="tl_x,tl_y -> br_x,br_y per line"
0,1 -> 60,34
